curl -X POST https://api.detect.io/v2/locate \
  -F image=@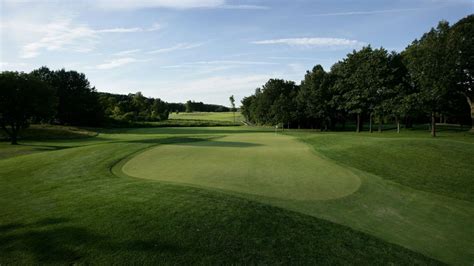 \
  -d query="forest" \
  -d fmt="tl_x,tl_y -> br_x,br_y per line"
0,67 -> 229,144
241,15 -> 473,136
